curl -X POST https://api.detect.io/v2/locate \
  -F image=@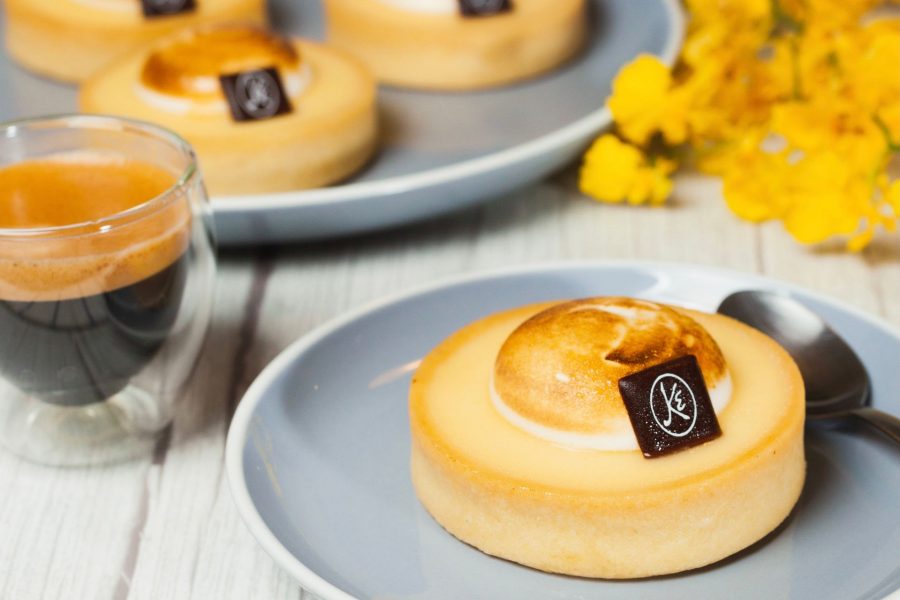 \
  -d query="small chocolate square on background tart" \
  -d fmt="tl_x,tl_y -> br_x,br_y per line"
140,0 -> 196,18
219,68 -> 293,122
458,0 -> 513,17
